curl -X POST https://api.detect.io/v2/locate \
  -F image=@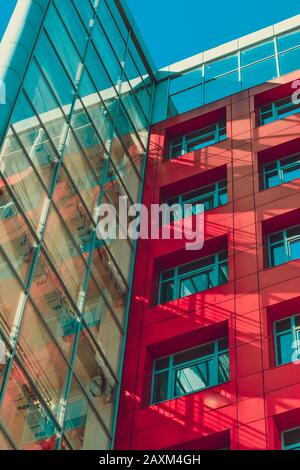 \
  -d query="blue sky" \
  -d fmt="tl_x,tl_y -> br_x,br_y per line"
0,0 -> 17,40
0,0 -> 299,68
